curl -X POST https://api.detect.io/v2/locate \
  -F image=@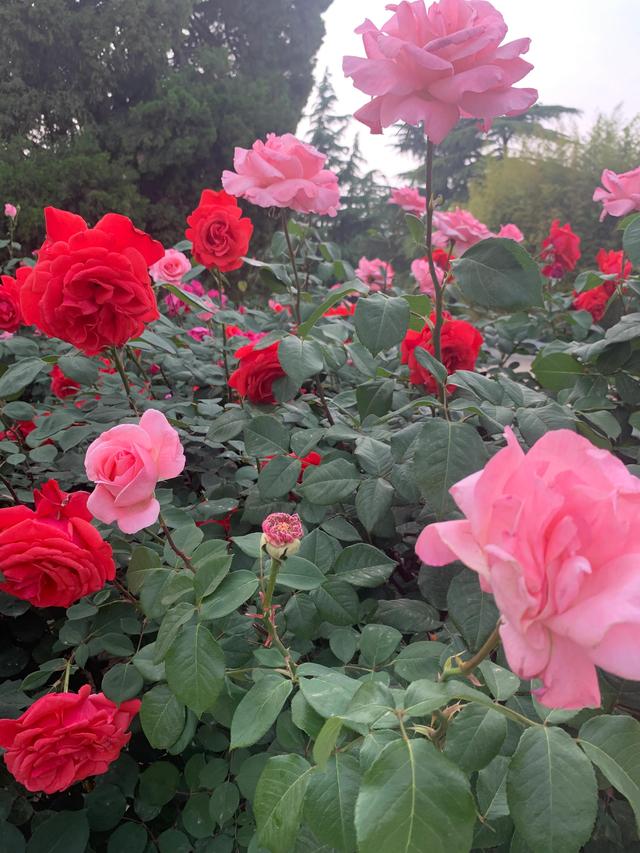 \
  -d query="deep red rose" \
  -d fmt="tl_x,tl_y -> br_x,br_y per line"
0,685 -> 140,794
50,364 -> 81,399
228,341 -> 288,404
401,312 -> 483,394
20,208 -> 163,355
186,189 -> 253,272
324,302 -> 356,317
0,268 -> 28,333
596,249 -> 632,283
541,220 -> 581,278
0,483 -> 115,608
262,451 -> 322,483
432,248 -> 452,272
573,285 -> 613,322
0,420 -> 36,443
